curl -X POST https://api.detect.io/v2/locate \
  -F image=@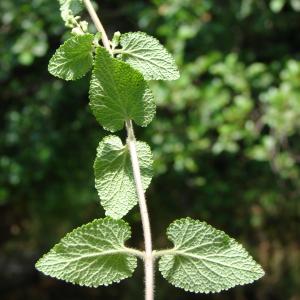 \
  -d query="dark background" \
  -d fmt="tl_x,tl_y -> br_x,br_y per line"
1,0 -> 300,299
